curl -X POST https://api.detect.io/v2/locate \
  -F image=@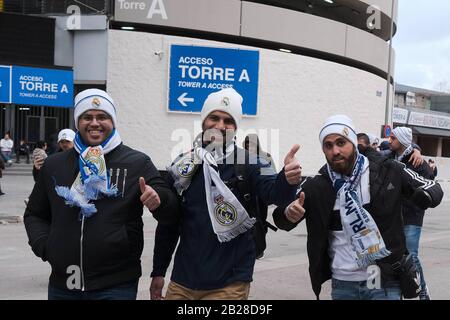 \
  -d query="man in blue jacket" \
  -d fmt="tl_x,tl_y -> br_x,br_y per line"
150,88 -> 301,300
